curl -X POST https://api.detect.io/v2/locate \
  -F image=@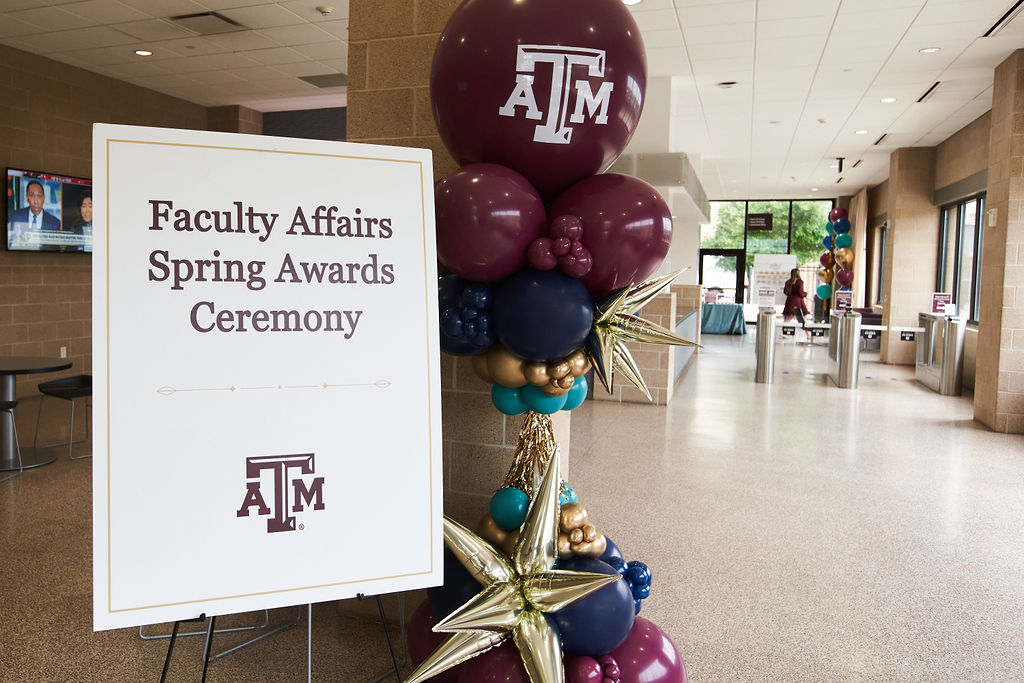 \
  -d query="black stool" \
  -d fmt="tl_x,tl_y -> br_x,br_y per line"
0,400 -> 22,483
34,375 -> 92,460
